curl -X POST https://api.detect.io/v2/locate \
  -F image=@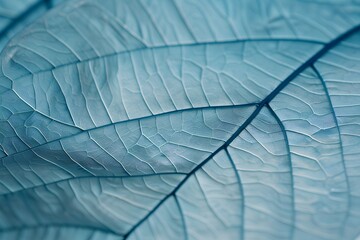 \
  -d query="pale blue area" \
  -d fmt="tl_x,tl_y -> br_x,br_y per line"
0,0 -> 360,239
